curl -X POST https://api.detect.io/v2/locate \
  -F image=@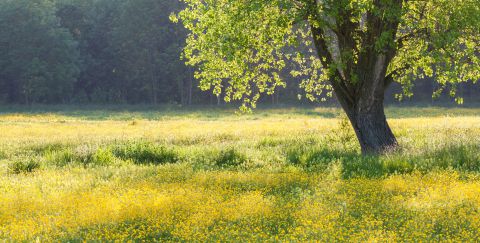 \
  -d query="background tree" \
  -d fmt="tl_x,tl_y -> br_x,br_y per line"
0,0 -> 79,104
0,0 -> 479,108
56,0 -> 124,103
173,0 -> 480,154
110,0 -> 192,105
